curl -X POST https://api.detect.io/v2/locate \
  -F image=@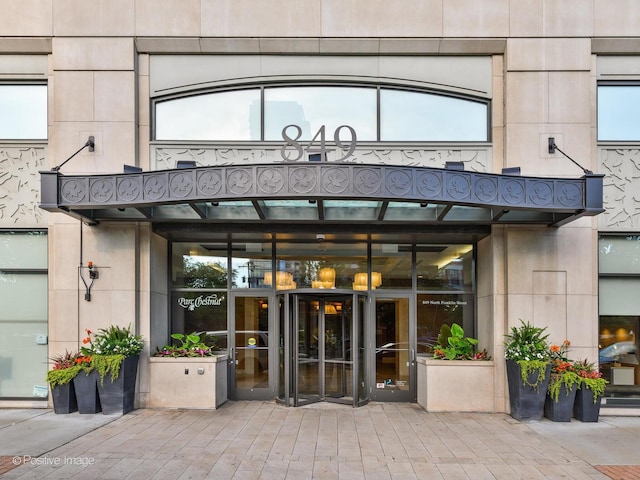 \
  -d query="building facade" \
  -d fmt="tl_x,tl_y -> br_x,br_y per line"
0,1 -> 638,412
